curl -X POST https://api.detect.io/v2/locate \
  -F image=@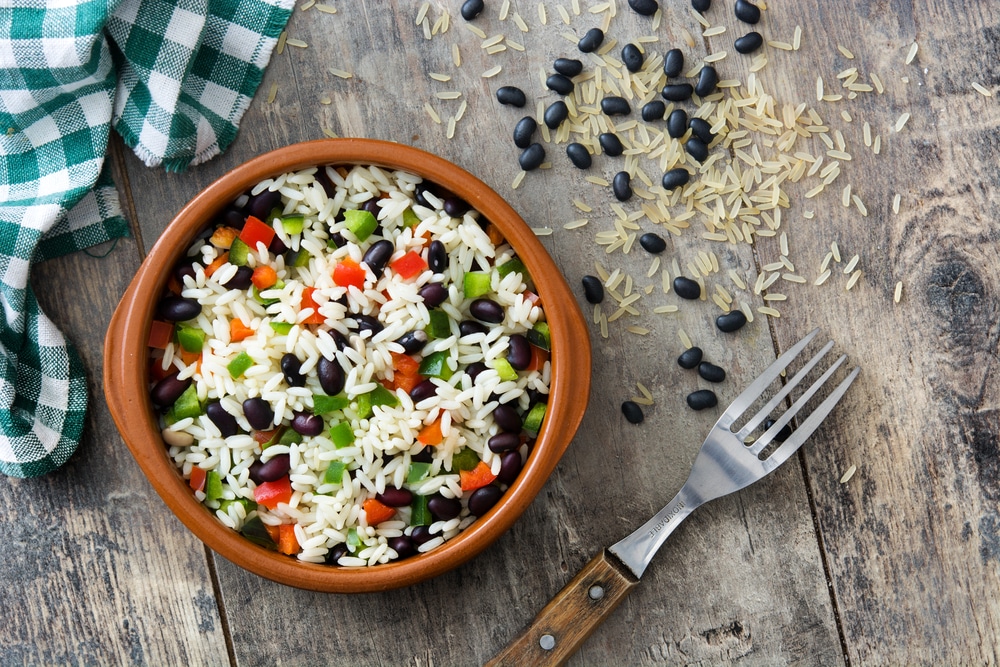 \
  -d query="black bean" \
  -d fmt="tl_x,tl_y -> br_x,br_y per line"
243,397 -> 274,430
414,184 -> 432,207
377,487 -> 413,507
151,373 -> 191,408
498,451 -> 523,485
687,390 -> 718,410
410,379 -> 438,403
543,100 -> 569,128
566,142 -> 592,169
465,361 -> 488,384
507,333 -> 532,370
663,48 -> 684,78
734,31 -> 764,54
409,526 -> 434,545
667,109 -> 688,139
328,231 -> 345,248
641,100 -> 666,122
553,57 -> 584,76
352,314 -> 383,336
496,86 -> 527,107
362,239 -> 394,276
763,418 -> 793,443
599,132 -> 624,156
248,460 -> 265,485
444,196 -> 469,217
428,494 -> 462,520
695,65 -> 719,97
716,309 -> 748,333
601,96 -> 631,116
388,535 -> 416,559
628,0 -> 659,14
174,261 -> 196,285
460,0 -> 484,20
734,0 -> 761,24
222,265 -> 253,290
206,401 -> 238,437
426,240 -> 447,274
268,234 -> 288,255
318,356 -> 345,395
661,83 -> 694,102
546,73 -> 574,95
519,143 -> 546,170
468,485 -> 503,516
362,198 -> 381,217
459,320 -> 489,338
698,362 -> 726,383
622,43 -> 644,72
677,346 -> 703,369
157,295 -> 201,322
325,543 -> 350,565
257,453 -> 290,482
662,168 -> 691,190
513,116 -> 537,149
621,400 -> 645,424
291,411 -> 324,436
686,137 -> 709,162
638,232 -> 667,254
493,404 -> 523,432
412,446 -> 434,464
578,27 -> 604,53
280,353 -> 305,387
248,189 -> 281,221
221,208 -> 244,229
692,0 -> 711,11
488,432 -> 522,453
470,298 -> 505,323
612,171 -> 633,202
581,275 -> 605,304
689,117 -> 715,143
673,276 -> 701,299
418,282 -> 449,307
396,329 -> 429,355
